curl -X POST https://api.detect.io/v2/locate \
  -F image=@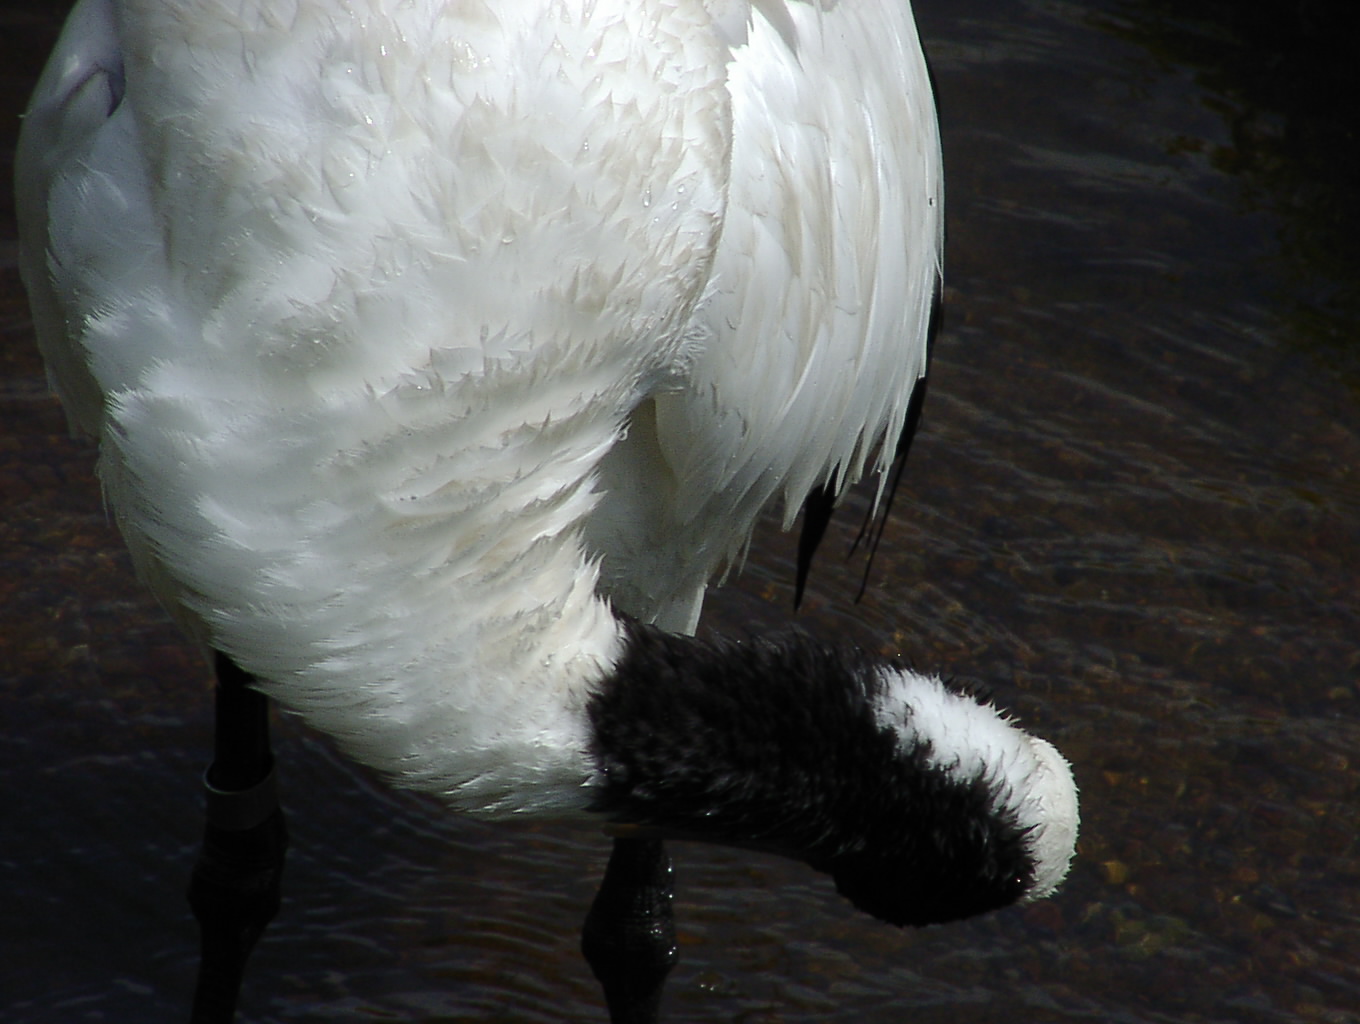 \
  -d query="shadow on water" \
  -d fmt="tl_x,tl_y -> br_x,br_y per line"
2,0 -> 1357,1022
